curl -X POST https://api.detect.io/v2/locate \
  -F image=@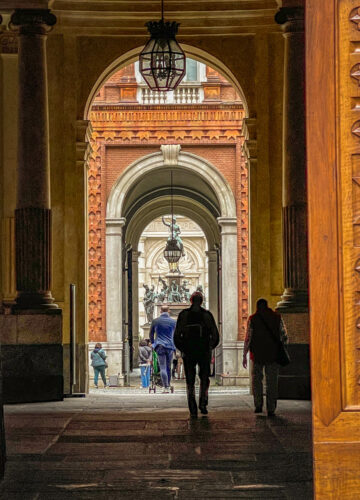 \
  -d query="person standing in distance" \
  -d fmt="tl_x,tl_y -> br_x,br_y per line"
150,305 -> 176,393
90,342 -> 108,388
243,298 -> 288,416
174,292 -> 219,418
